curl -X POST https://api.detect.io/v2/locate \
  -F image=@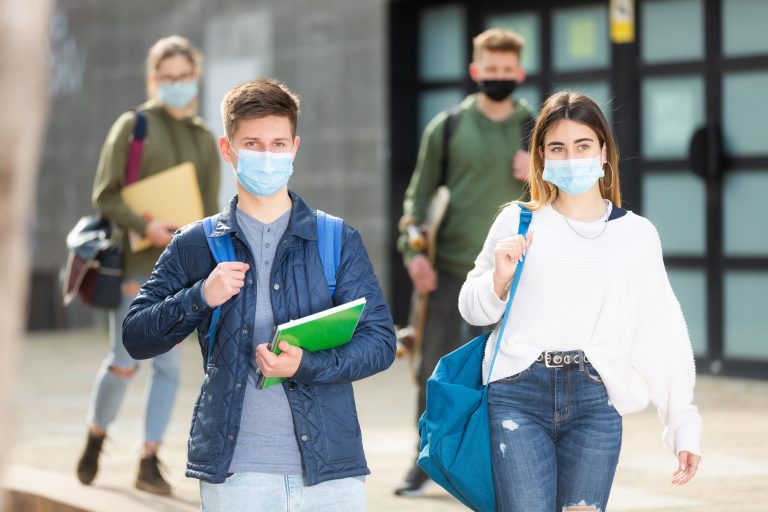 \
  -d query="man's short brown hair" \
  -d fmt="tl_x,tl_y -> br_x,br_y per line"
472,28 -> 525,61
221,78 -> 301,140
